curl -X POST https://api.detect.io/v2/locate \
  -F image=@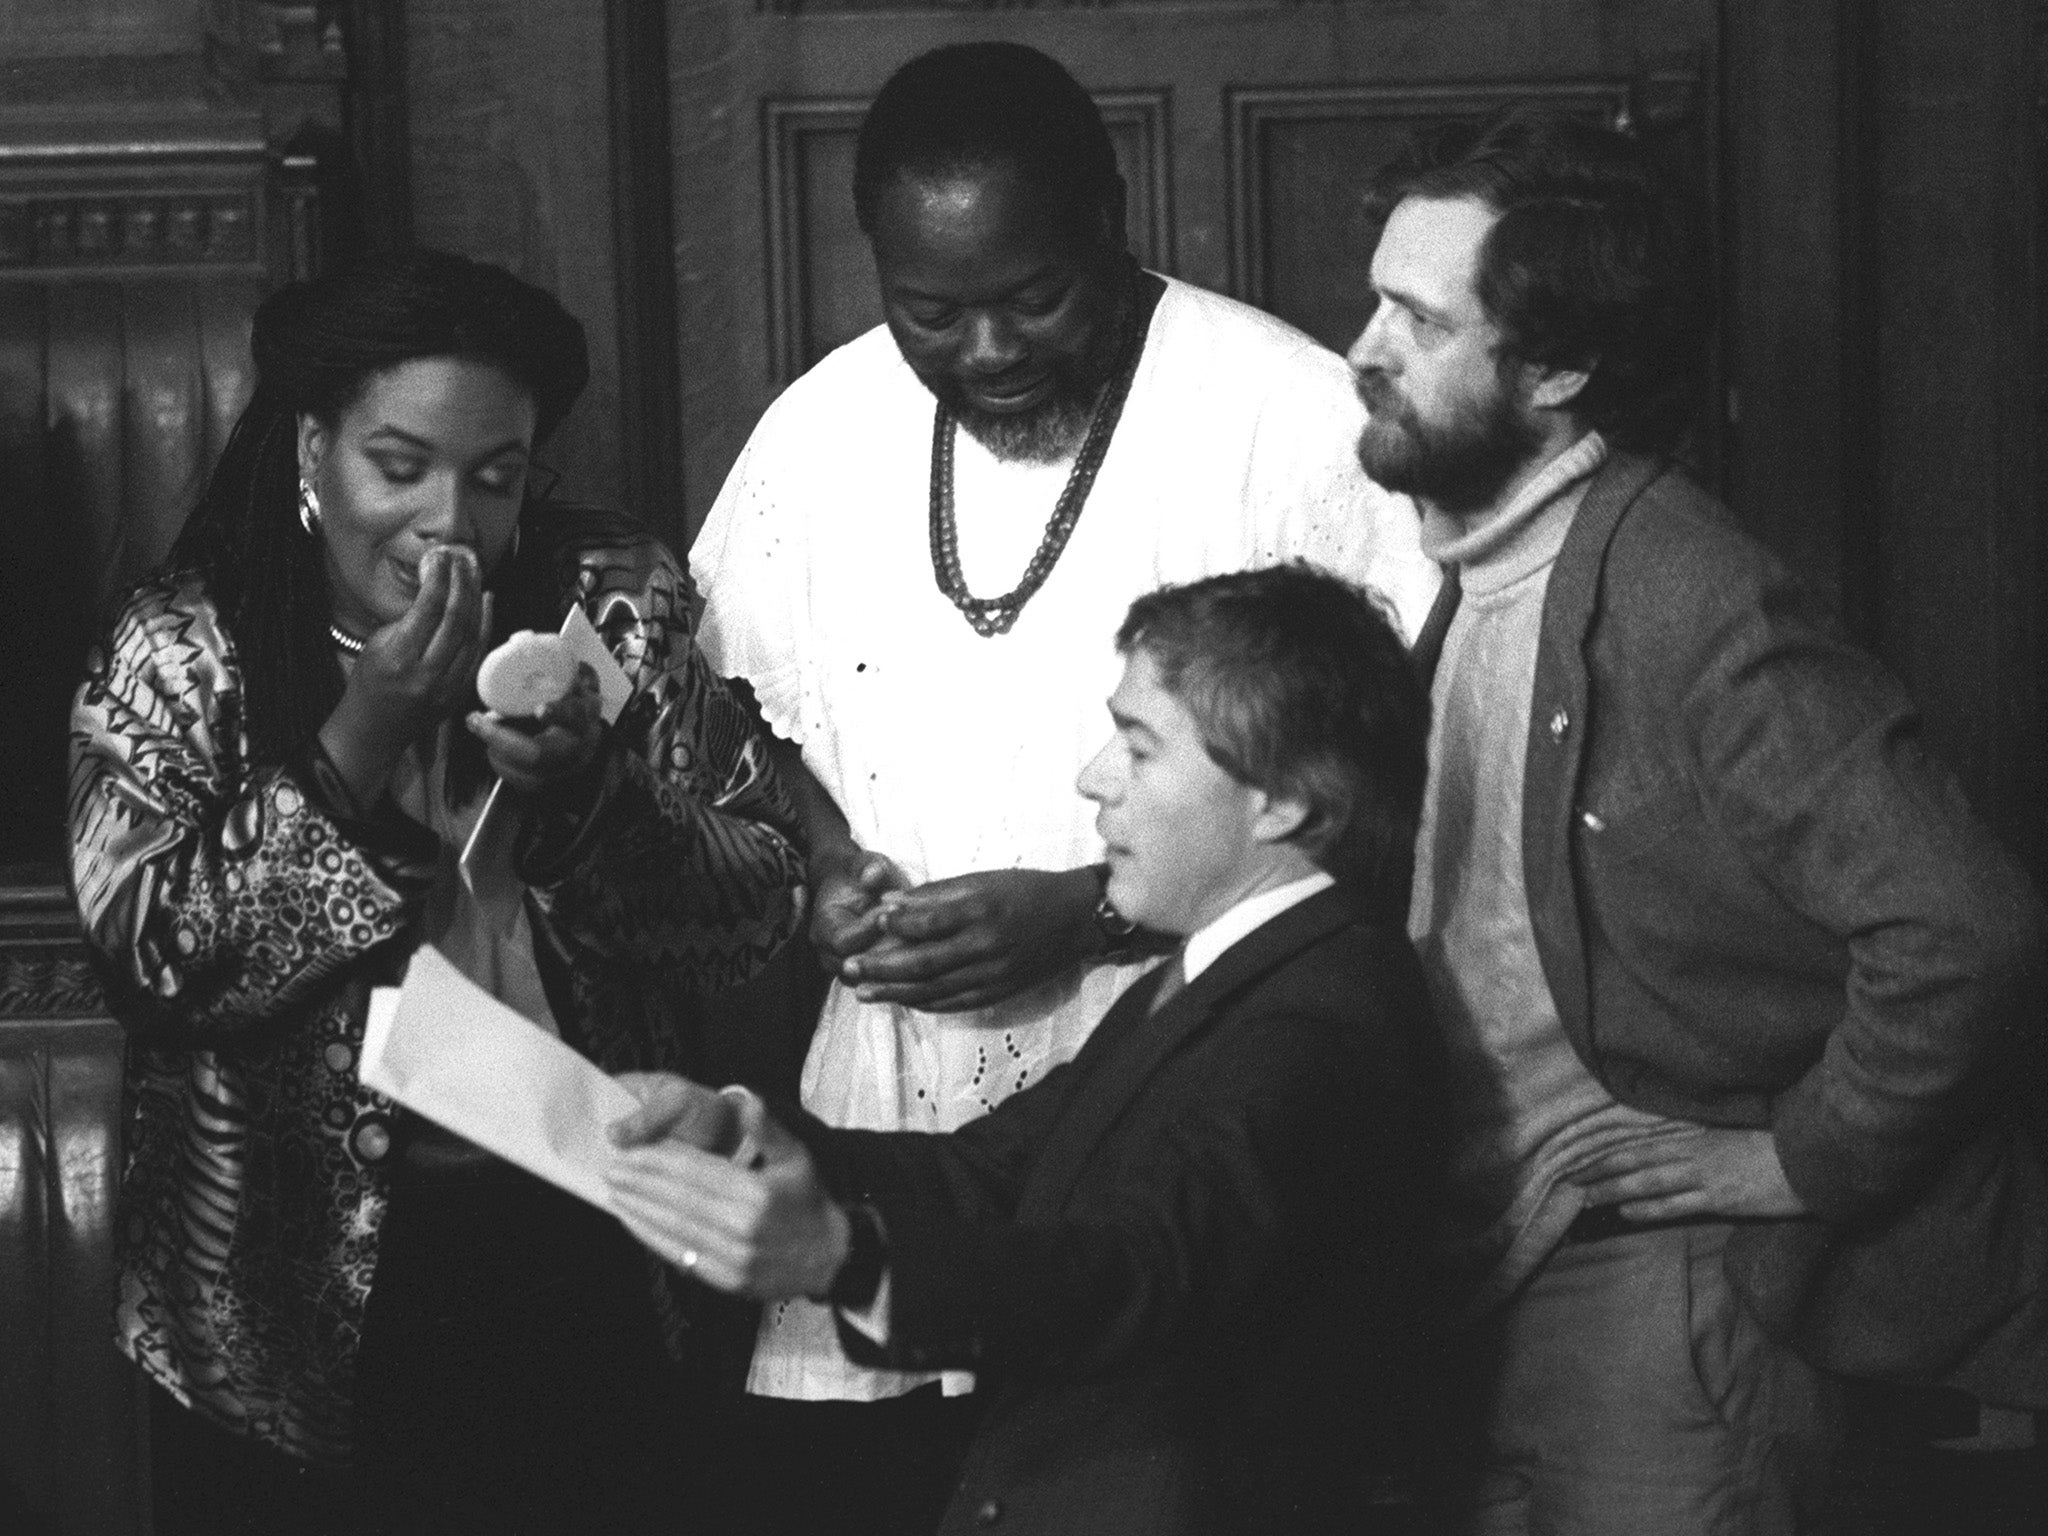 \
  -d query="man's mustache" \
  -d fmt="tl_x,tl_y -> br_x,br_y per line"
1353,369 -> 1403,416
